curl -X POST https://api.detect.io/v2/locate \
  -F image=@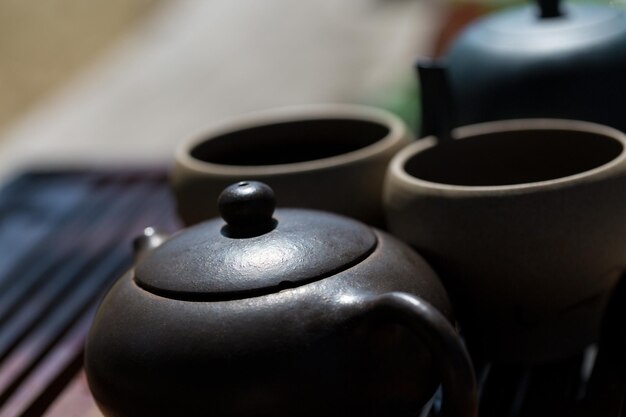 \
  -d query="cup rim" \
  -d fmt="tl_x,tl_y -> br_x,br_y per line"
389,119 -> 626,193
175,104 -> 409,176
